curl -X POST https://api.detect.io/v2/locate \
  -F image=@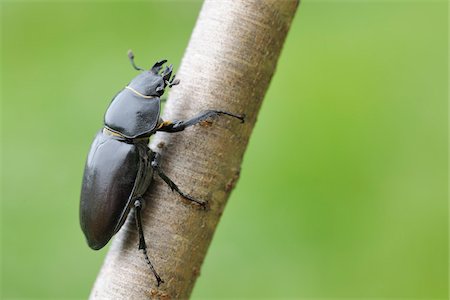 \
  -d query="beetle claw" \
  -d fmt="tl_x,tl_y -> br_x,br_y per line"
156,277 -> 164,287
199,200 -> 208,210
193,199 -> 208,210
